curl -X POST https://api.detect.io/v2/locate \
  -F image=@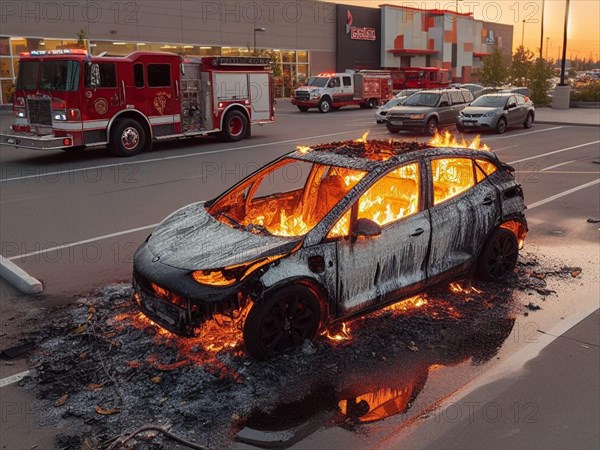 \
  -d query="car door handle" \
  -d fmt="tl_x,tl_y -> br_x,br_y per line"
482,196 -> 494,206
411,228 -> 425,237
